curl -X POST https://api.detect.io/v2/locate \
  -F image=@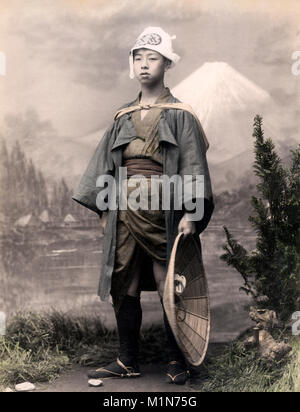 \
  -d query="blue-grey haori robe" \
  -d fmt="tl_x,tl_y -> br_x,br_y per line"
72,91 -> 214,304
